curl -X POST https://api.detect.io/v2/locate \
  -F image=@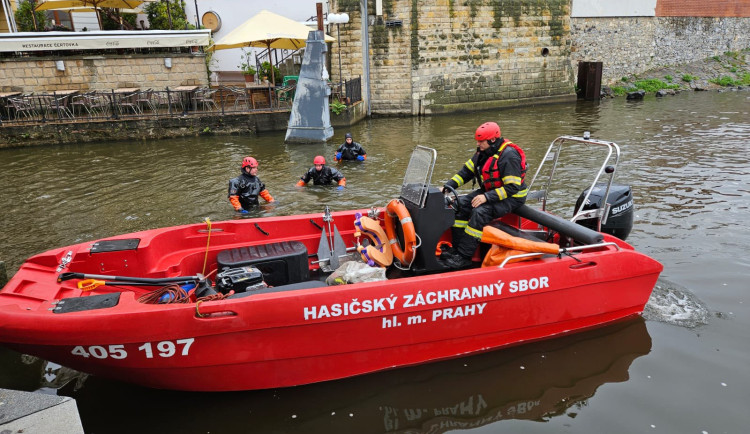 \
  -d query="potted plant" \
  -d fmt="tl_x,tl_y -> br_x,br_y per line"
239,49 -> 256,83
